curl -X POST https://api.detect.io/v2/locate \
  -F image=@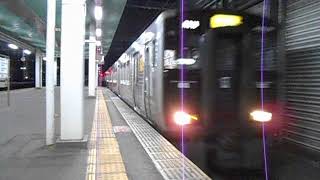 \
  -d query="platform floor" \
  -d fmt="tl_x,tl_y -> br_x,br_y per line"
102,90 -> 163,180
0,88 -> 95,180
0,87 -> 211,180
